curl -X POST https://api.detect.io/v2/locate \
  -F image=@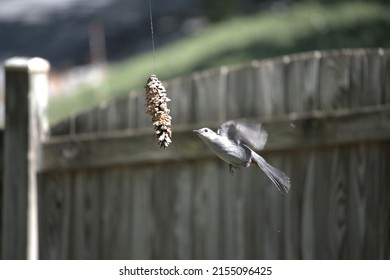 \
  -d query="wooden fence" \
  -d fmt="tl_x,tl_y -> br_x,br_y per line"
1,49 -> 390,259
